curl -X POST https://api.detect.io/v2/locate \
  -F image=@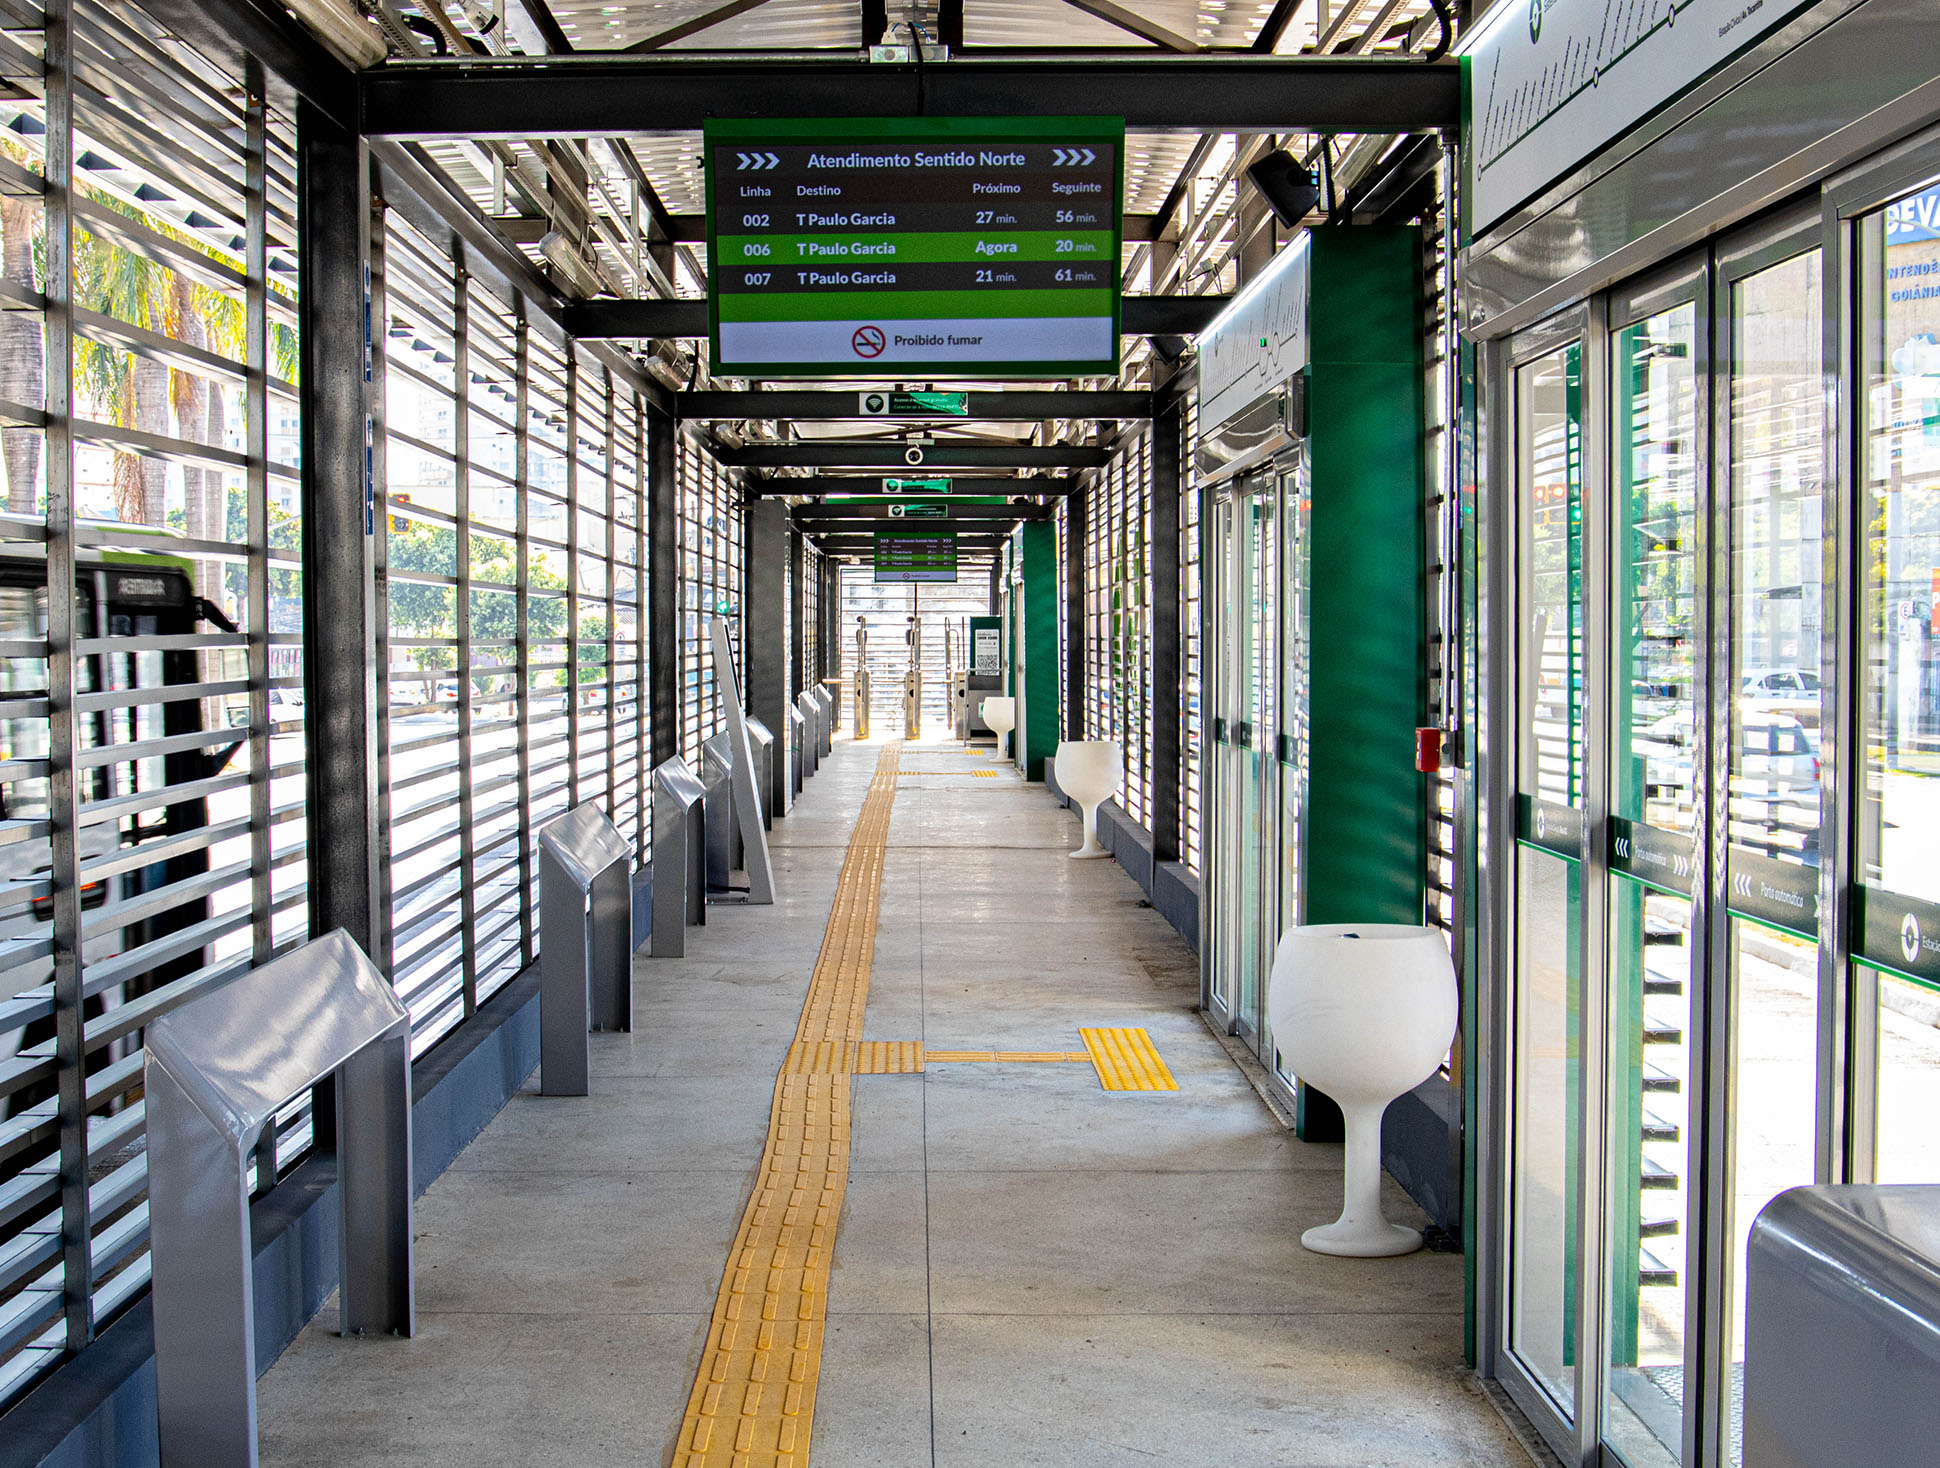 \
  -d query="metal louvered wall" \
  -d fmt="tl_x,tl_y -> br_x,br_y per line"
675,431 -> 742,762
1181,392 -> 1203,875
0,0 -> 309,1405
1083,430 -> 1155,829
799,540 -> 820,695
370,198 -> 651,1055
